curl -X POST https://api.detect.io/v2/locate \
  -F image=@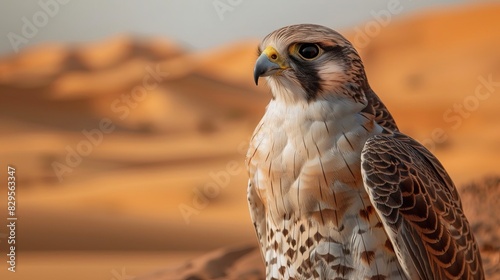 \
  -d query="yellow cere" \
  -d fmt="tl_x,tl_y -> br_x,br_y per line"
262,46 -> 288,69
